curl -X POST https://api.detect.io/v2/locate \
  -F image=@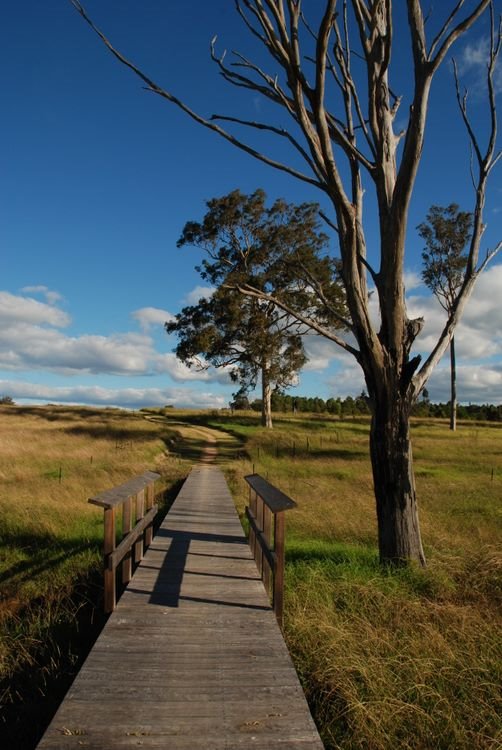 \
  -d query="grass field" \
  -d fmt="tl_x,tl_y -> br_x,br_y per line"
1,405 -> 501,749
0,404 -> 191,747
203,412 -> 502,750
